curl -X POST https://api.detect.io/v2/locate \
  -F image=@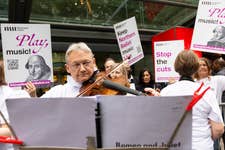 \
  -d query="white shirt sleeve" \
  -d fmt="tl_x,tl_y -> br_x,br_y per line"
0,86 -> 30,124
204,90 -> 224,123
